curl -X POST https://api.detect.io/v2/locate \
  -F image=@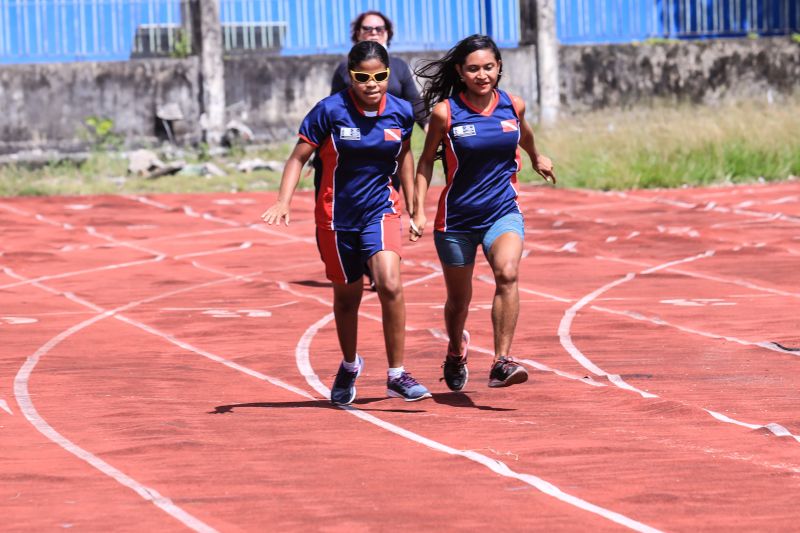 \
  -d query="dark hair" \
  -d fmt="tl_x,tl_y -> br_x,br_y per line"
350,11 -> 394,47
347,40 -> 390,71
416,34 -> 502,115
